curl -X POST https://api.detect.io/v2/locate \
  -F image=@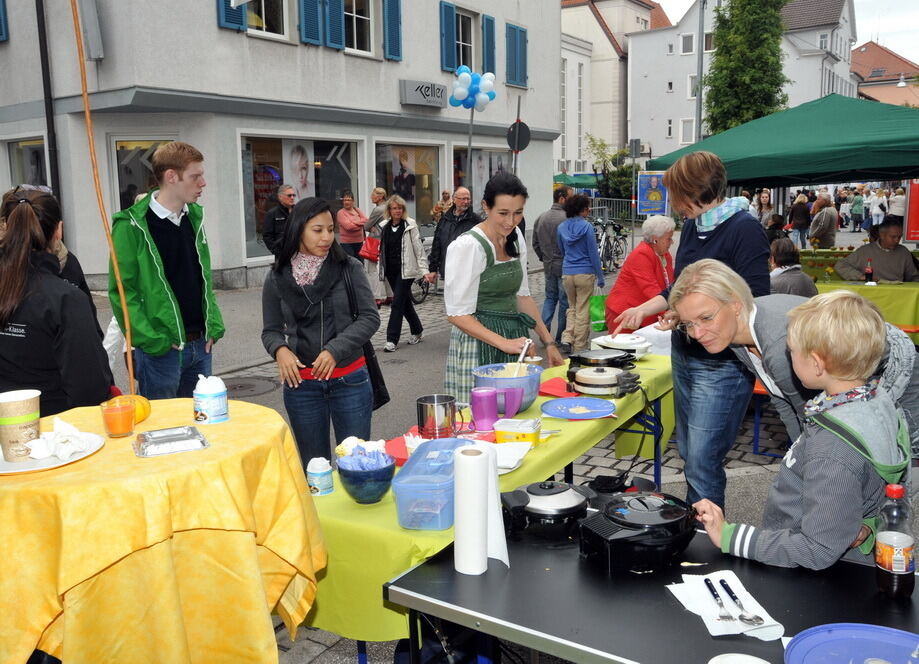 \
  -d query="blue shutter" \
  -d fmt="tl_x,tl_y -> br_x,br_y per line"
383,0 -> 402,61
481,15 -> 495,74
518,26 -> 528,87
325,0 -> 345,49
440,1 -> 456,72
505,24 -> 518,85
0,0 -> 8,43
217,0 -> 247,31
299,0 -> 322,45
